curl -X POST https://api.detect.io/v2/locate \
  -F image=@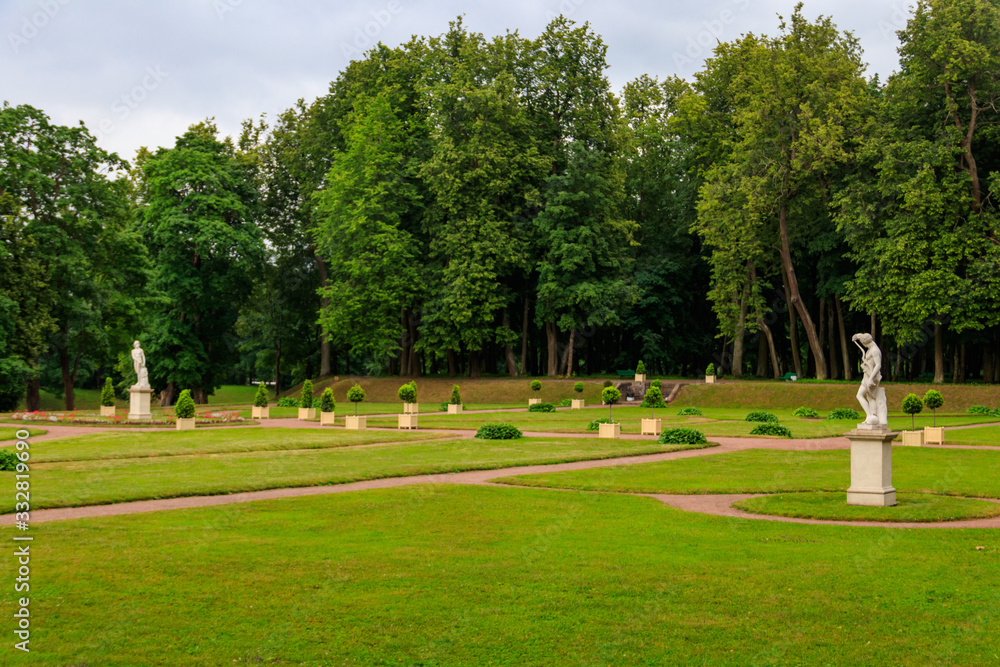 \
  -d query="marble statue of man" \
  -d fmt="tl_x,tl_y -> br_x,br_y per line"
852,333 -> 885,427
131,340 -> 150,390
